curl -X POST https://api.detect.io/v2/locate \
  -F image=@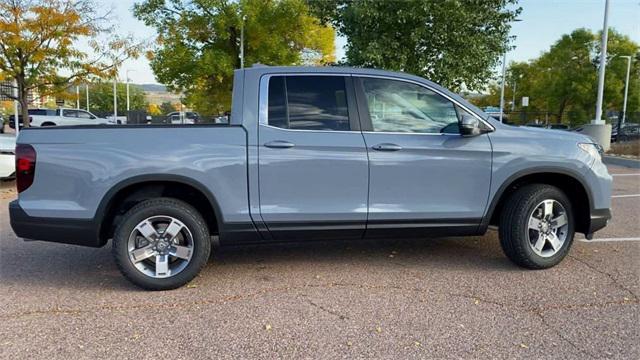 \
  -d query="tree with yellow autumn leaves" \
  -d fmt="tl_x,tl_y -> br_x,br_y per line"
0,0 -> 141,126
